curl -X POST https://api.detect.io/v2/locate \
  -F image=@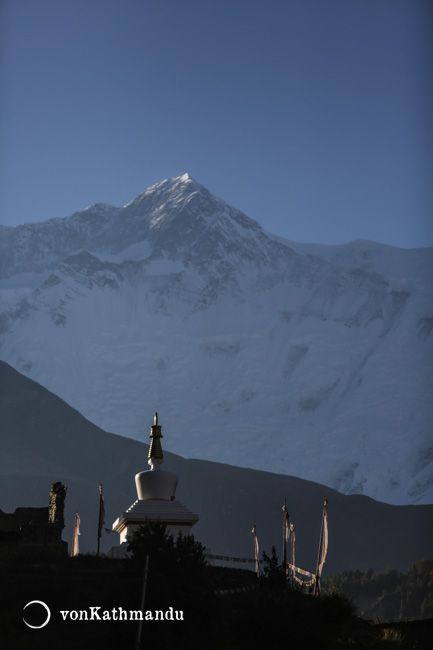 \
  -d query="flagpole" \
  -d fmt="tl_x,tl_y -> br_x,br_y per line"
97,483 -> 105,557
282,499 -> 287,574
71,513 -> 76,557
71,512 -> 80,557
290,523 -> 295,586
283,499 -> 287,571
314,497 -> 328,596
252,524 -> 260,578
134,555 -> 149,650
